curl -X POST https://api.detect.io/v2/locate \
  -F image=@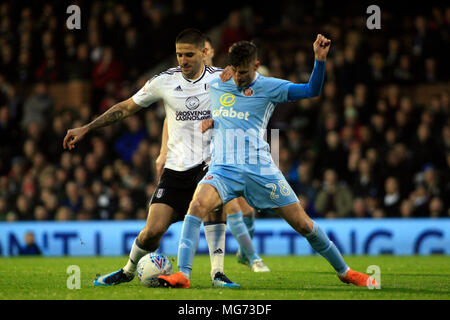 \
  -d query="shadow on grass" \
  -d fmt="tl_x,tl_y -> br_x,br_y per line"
388,273 -> 450,278
189,285 -> 449,297
307,271 -> 450,280
298,286 -> 448,295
